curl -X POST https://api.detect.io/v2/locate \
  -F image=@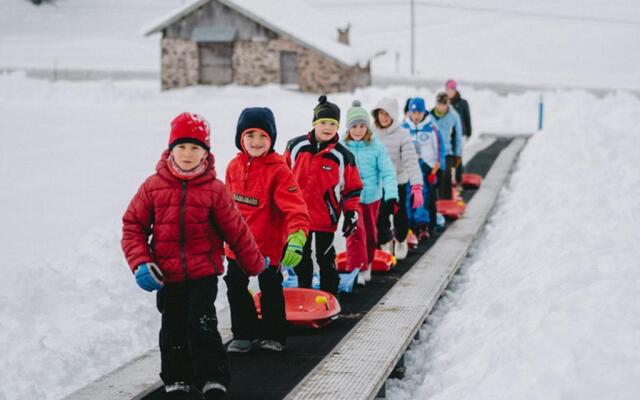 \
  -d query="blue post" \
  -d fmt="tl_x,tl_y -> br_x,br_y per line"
538,94 -> 544,131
